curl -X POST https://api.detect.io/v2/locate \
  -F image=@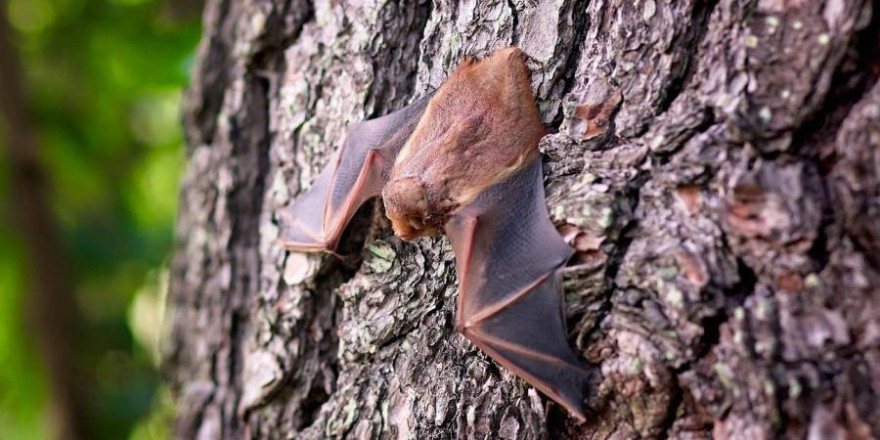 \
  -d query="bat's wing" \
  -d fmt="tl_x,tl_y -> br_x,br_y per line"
278,96 -> 431,252
445,158 -> 590,421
